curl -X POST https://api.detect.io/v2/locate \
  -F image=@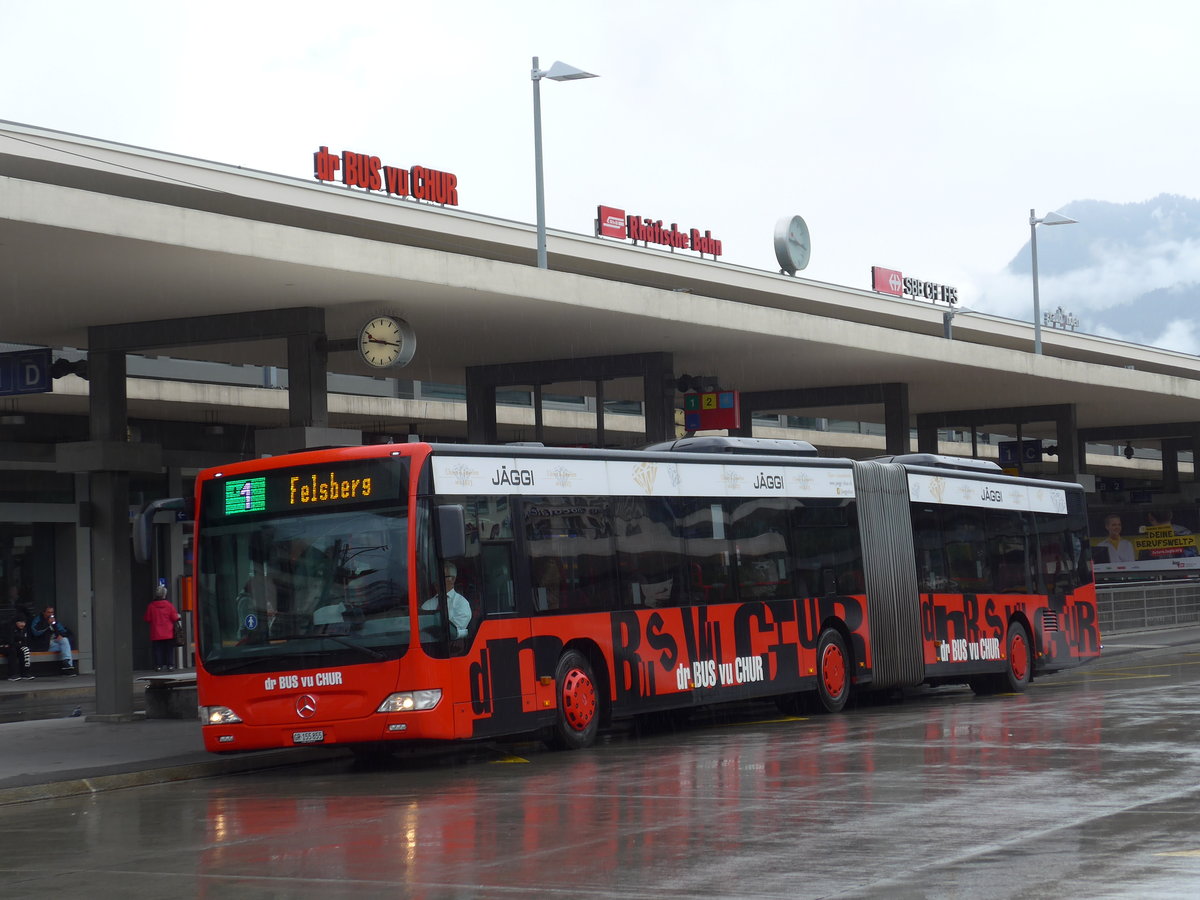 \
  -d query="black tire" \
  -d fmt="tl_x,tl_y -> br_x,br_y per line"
547,650 -> 600,750
815,628 -> 851,713
999,621 -> 1032,693
968,676 -> 996,696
